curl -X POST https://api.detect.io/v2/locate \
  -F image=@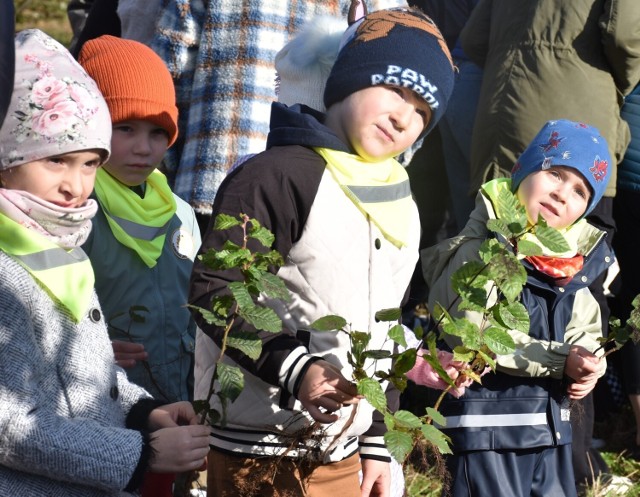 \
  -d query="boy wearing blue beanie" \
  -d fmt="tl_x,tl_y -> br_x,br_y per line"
421,119 -> 613,497
190,7 -> 454,497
